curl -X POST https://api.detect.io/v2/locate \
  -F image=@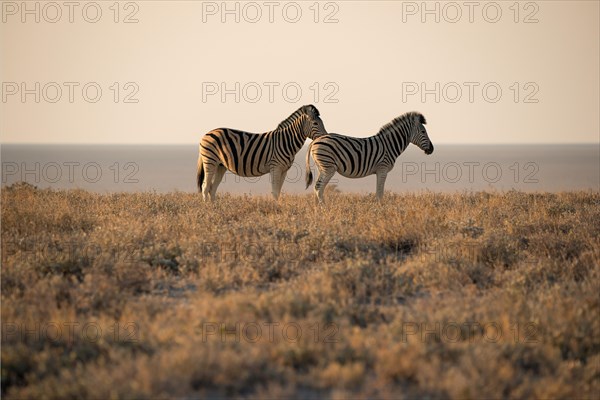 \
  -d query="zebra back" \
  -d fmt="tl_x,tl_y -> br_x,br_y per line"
199,105 -> 325,178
